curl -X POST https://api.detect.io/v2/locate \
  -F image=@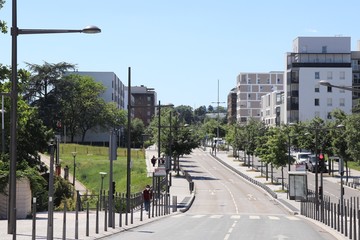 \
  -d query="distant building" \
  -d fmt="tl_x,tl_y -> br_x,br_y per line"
227,88 -> 237,124
260,91 -> 285,126
236,71 -> 284,123
285,36 -> 352,123
130,85 -> 157,126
